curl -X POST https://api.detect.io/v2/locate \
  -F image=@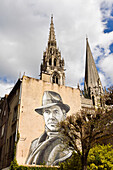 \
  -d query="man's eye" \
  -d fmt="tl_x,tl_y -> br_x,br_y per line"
45,110 -> 50,114
54,110 -> 59,114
